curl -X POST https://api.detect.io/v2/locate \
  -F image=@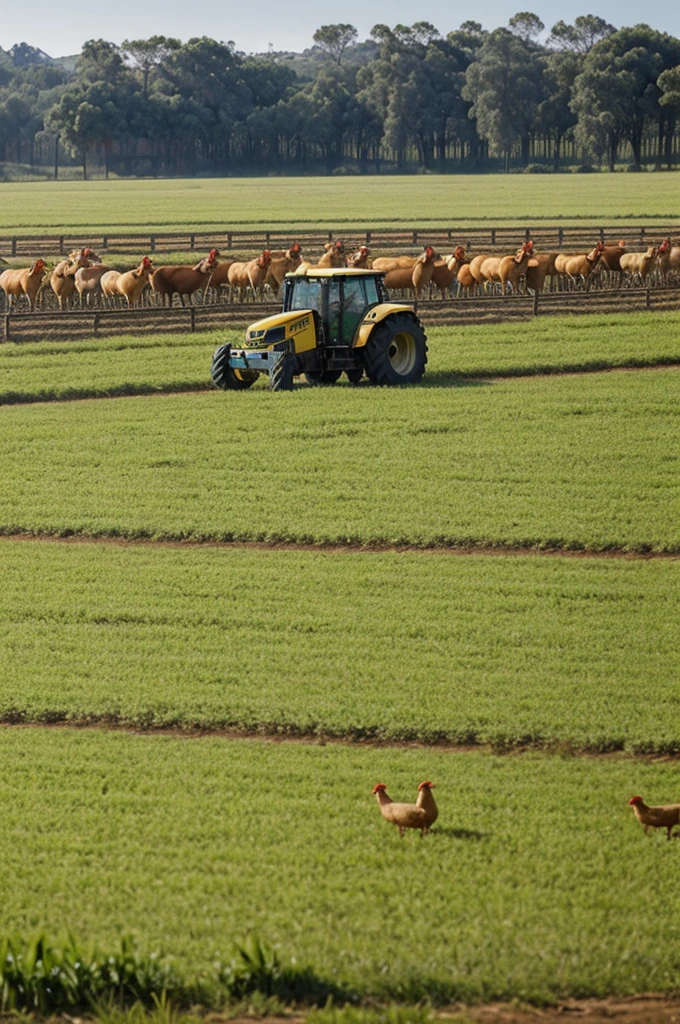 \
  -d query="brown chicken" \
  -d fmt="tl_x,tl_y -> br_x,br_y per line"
372,781 -> 438,836
629,796 -> 680,840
